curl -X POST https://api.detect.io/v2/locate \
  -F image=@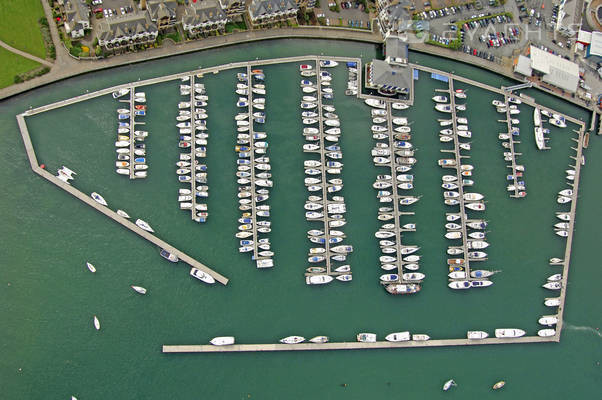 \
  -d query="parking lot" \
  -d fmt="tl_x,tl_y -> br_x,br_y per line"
318,1 -> 371,29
